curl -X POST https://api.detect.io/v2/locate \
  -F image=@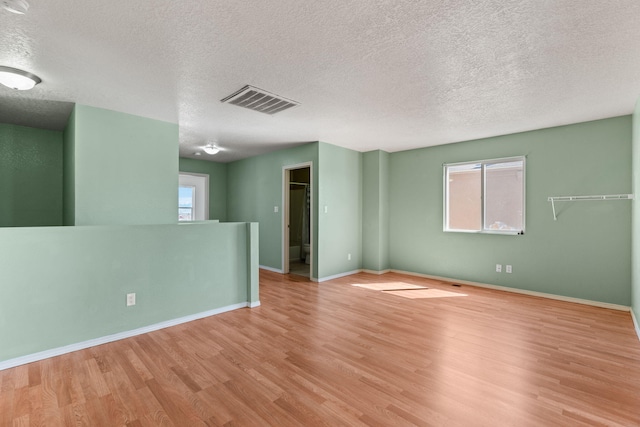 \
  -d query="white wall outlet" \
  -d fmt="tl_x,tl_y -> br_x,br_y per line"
496,264 -> 502,273
126,293 -> 136,306
506,265 -> 512,273
324,205 -> 328,214
348,253 -> 351,260
274,206 -> 279,213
